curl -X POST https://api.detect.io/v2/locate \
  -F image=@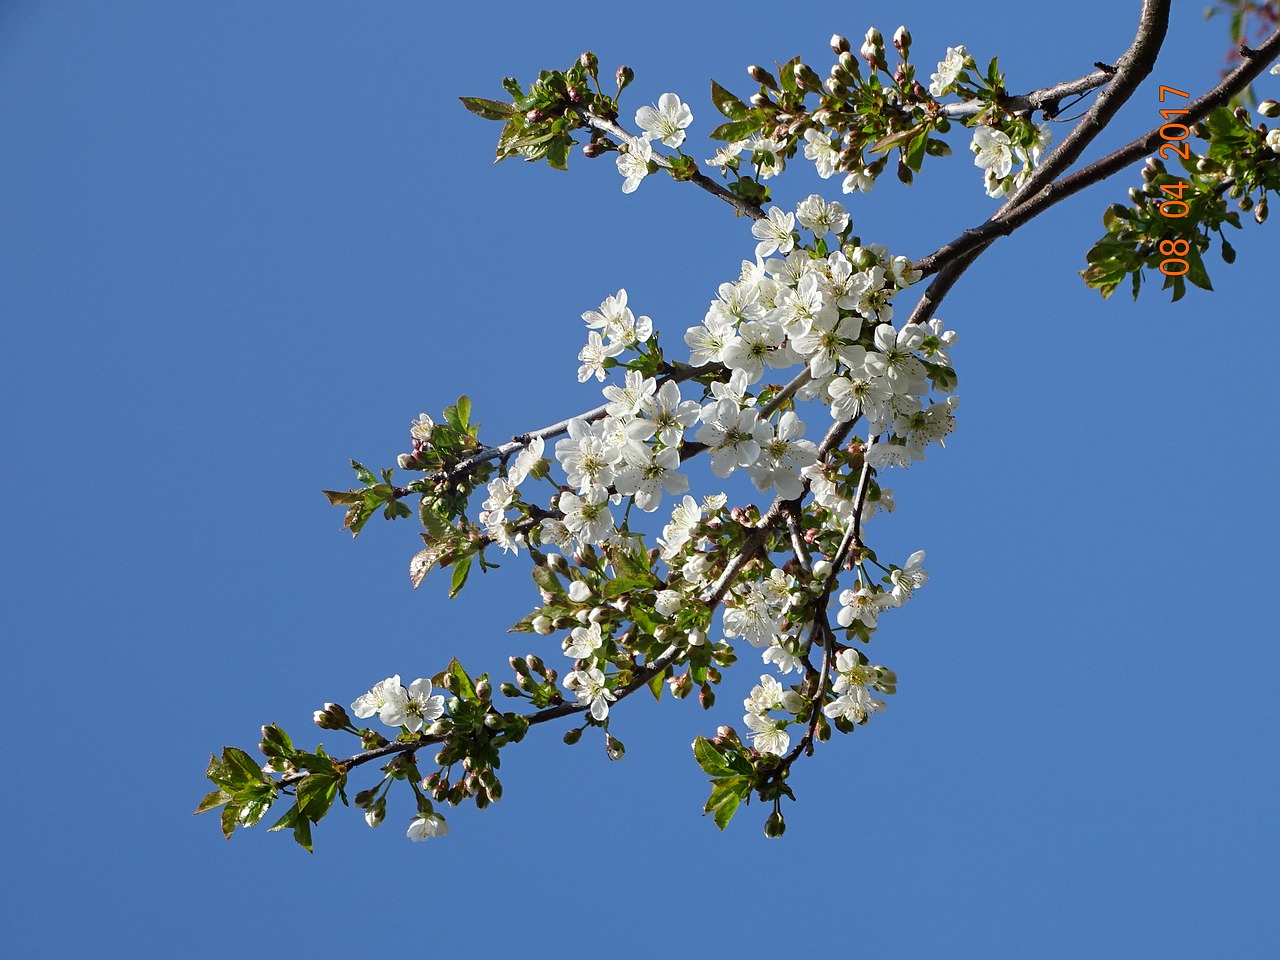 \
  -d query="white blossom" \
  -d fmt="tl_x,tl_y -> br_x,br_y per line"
616,137 -> 654,194
751,206 -> 797,259
803,129 -> 841,178
558,487 -> 615,546
695,400 -> 772,477
564,667 -> 616,720
379,678 -> 446,733
407,813 -> 449,842
929,45 -> 969,97
578,331 -> 624,382
564,621 -> 604,659
795,194 -> 850,237
635,92 -> 693,148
